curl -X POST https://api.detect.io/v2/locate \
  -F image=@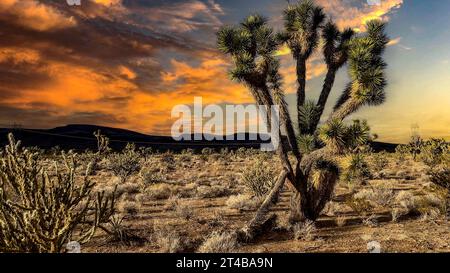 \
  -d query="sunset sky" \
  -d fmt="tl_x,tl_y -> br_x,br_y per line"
0,0 -> 449,143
